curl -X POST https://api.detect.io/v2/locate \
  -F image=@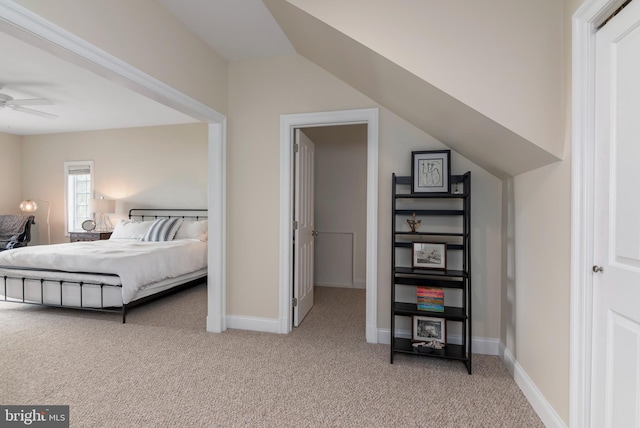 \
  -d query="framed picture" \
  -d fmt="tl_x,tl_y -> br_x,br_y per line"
412,242 -> 447,270
412,316 -> 446,344
411,150 -> 451,194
